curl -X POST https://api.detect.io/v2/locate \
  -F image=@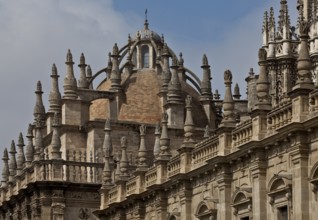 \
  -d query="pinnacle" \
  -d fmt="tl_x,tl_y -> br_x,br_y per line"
66,49 -> 73,63
178,52 -> 184,66
87,65 -> 92,77
2,148 -> 8,160
10,140 -> 16,153
202,54 -> 209,66
80,53 -> 86,65
52,64 -> 58,76
18,132 -> 24,146
36,81 -> 43,93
